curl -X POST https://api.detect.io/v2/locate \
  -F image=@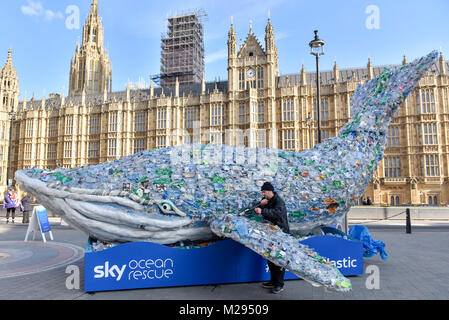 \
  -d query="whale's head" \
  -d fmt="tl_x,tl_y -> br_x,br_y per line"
15,168 -> 216,244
